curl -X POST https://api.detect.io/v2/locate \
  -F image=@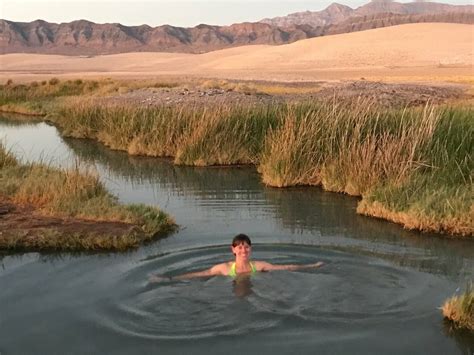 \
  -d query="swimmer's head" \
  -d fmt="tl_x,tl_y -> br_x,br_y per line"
232,234 -> 251,247
231,234 -> 252,257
